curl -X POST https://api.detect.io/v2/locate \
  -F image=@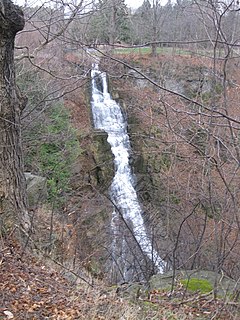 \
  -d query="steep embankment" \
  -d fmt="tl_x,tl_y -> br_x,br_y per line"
2,52 -> 240,320
60,52 -> 240,284
22,50 -> 240,286
0,238 -> 137,319
1,237 -> 239,319
104,53 -> 240,280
